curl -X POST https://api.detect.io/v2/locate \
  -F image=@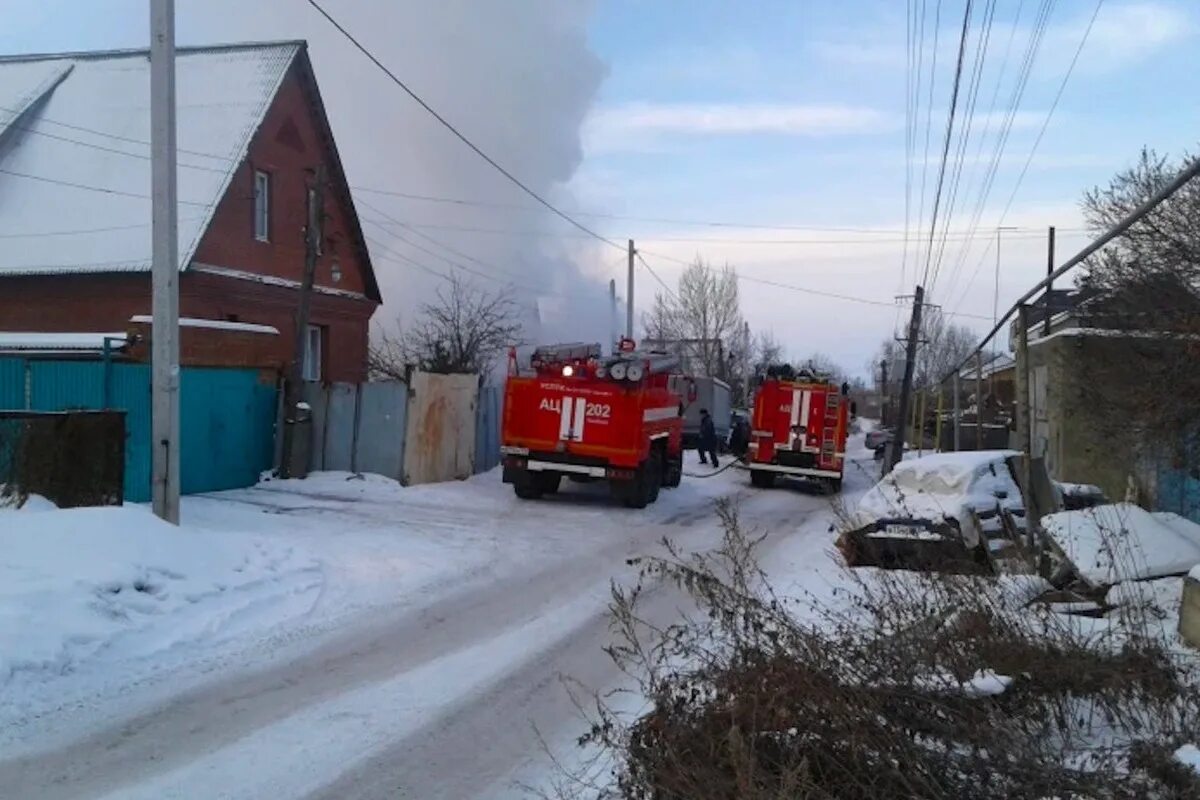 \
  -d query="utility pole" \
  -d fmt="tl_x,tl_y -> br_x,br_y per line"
952,370 -> 961,451
993,226 -> 1017,400
886,285 -> 923,472
150,0 -> 180,524
1016,303 -> 1034,505
1043,225 -> 1056,337
626,239 -> 635,341
975,350 -> 983,450
608,278 -> 617,354
880,359 -> 889,428
279,163 -> 326,479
